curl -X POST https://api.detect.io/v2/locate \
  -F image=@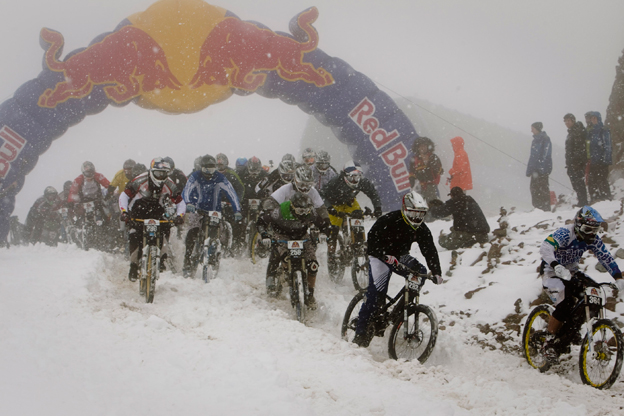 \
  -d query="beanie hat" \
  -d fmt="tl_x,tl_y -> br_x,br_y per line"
449,186 -> 464,198
563,113 -> 576,122
531,122 -> 543,132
